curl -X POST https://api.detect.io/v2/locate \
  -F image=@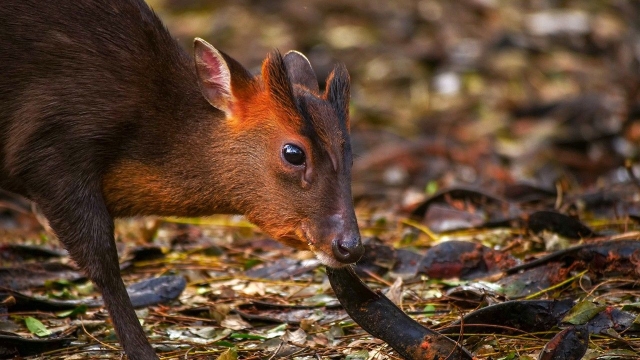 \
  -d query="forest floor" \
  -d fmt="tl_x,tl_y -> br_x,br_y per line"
1,0 -> 639,359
